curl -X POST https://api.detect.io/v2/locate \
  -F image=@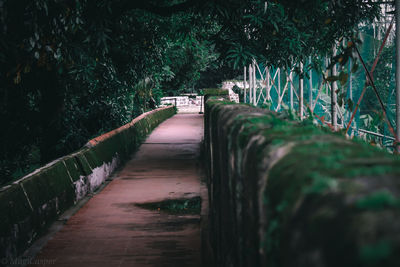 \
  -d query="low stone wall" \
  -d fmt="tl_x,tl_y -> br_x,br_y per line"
204,99 -> 400,267
0,106 -> 175,263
